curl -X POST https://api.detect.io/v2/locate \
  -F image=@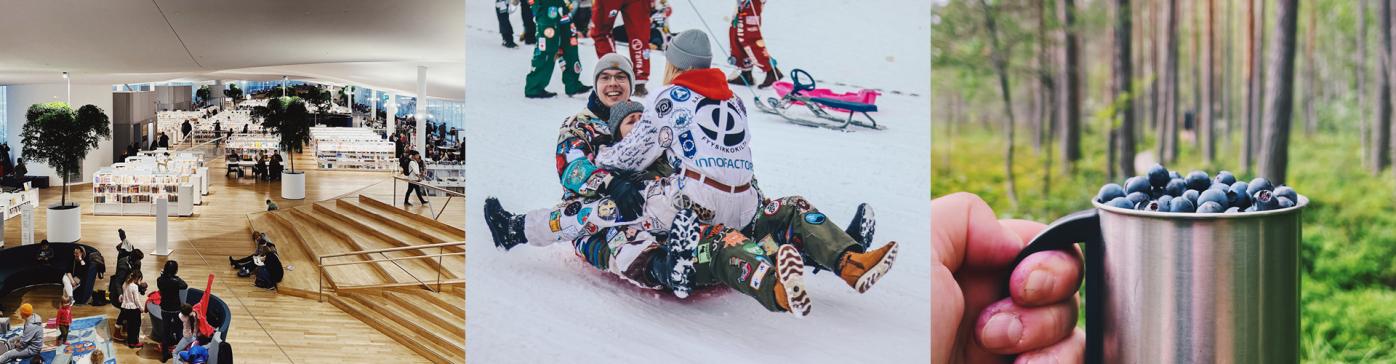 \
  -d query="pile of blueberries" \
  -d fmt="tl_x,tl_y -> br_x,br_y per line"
1096,164 -> 1300,213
